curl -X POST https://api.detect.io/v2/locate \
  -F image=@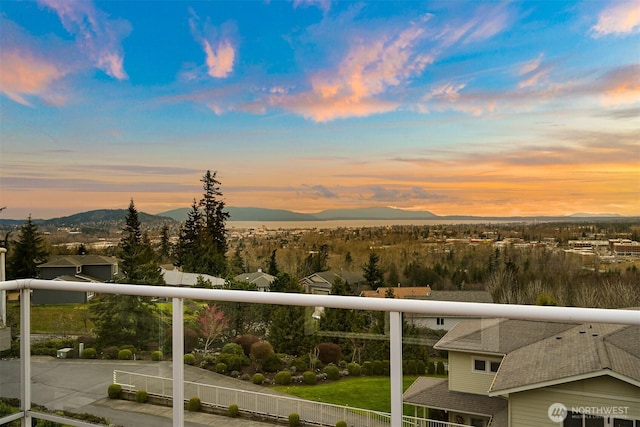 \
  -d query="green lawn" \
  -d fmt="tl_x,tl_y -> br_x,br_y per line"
272,375 -> 430,413
8,303 -> 93,334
